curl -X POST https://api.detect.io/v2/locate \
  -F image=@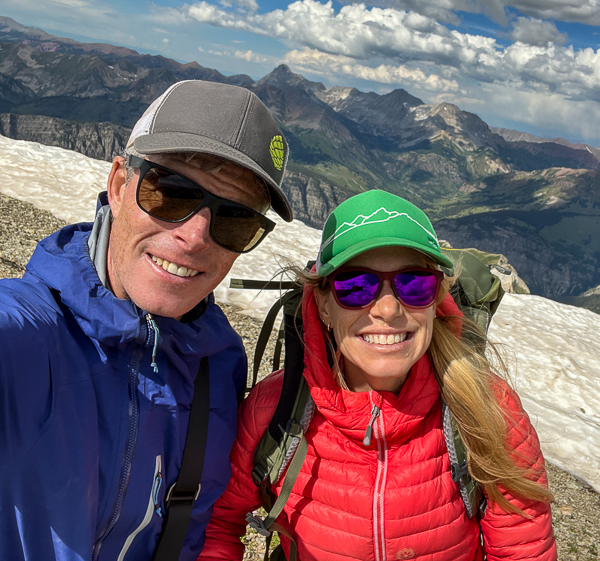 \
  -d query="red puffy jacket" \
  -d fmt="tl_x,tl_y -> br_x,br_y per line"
199,292 -> 556,561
